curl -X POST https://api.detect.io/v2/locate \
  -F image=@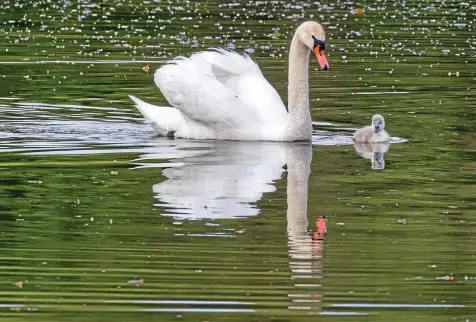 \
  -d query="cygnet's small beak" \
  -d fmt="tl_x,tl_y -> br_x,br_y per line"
313,46 -> 329,71
373,125 -> 379,134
